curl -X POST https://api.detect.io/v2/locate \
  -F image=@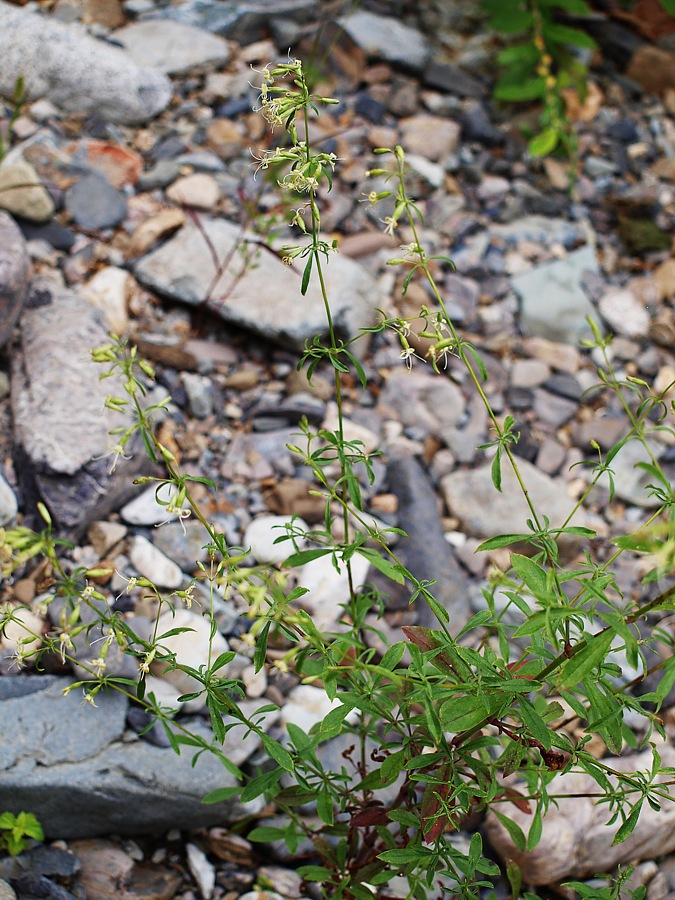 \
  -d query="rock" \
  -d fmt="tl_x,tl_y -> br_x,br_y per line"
0,211 -> 30,348
599,287 -> 651,338
10,282 -> 145,532
512,244 -> 600,345
181,371 -> 214,418
137,159 -> 182,192
120,484 -> 176,526
111,20 -> 230,75
68,139 -> 143,190
134,219 -> 380,350
339,10 -> 431,72
423,61 -> 486,98
0,2 -> 172,124
295,552 -> 371,632
378,371 -> 464,438
0,474 -> 17,526
459,100 -> 505,145
485,745 -> 675,885
440,457 -> 588,540
65,174 -> 127,231
384,455 -> 471,632
127,208 -> 185,258
0,158 -> 54,222
152,607 -> 230,706
491,215 -> 588,249
281,684 -> 349,734
87,520 -> 127,557
205,119 -> 247,160
153,519 -> 211,573
129,535 -> 183,589
588,440 -> 668,508
400,115 -> 461,161
244,515 -> 308,565
524,337 -> 580,374
264,478 -> 326,523
510,359 -> 550,389
166,173 -> 221,210
80,266 -> 131,334
0,878 -> 15,900
654,259 -> 675,301
626,45 -> 675,96
186,843 -> 215,900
